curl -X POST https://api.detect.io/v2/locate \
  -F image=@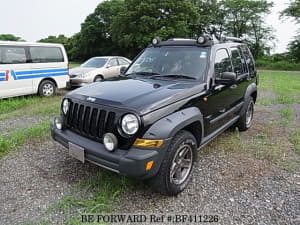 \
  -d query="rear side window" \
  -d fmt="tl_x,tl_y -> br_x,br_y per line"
118,58 -> 130,65
0,46 -> 27,64
230,47 -> 247,75
29,46 -> 64,63
240,45 -> 255,74
214,49 -> 233,78
108,58 -> 118,67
